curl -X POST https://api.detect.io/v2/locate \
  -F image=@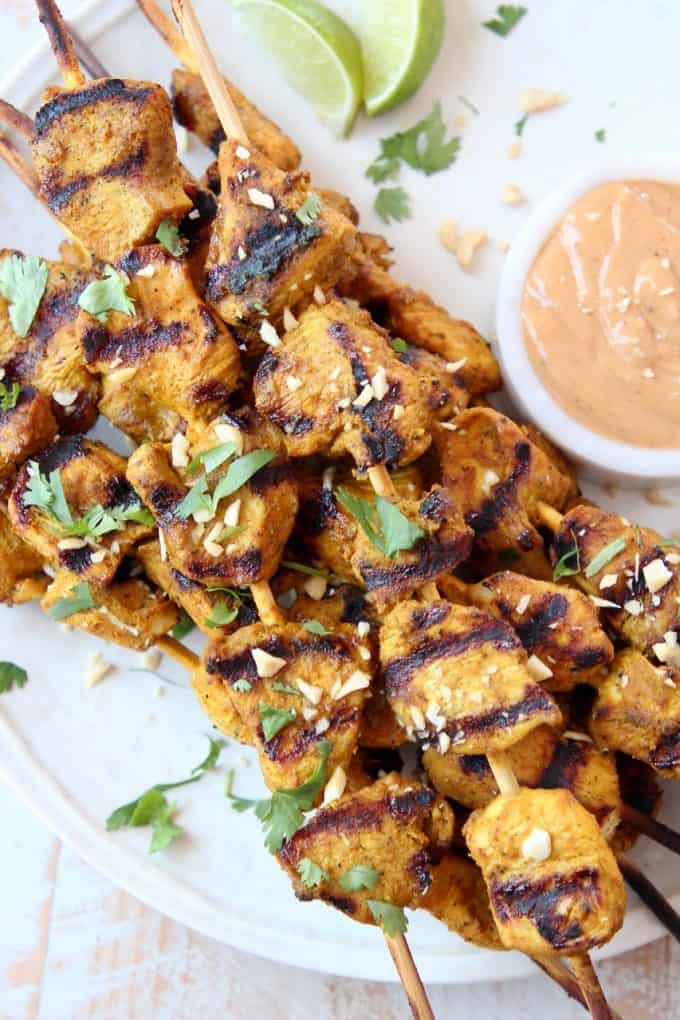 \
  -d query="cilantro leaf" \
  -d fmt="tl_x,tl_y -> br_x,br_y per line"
205,600 -> 239,628
148,799 -> 182,852
233,678 -> 252,693
272,681 -> 301,696
583,535 -> 627,578
186,441 -> 236,476
379,103 -> 460,176
0,254 -> 48,337
281,561 -> 329,579
0,662 -> 28,693
47,582 -> 97,621
553,531 -> 581,582
594,128 -> 606,143
336,487 -> 424,559
339,865 -> 380,893
298,857 -> 328,888
23,461 -> 53,514
303,619 -> 330,636
296,192 -> 321,226
78,265 -> 135,323
366,156 -> 401,184
175,474 -> 213,520
483,5 -> 527,36
0,380 -> 20,412
259,700 -> 297,742
155,219 -> 187,257
171,608 -> 195,640
211,449 -> 277,504
367,900 -> 408,937
391,337 -> 409,354
514,112 -> 529,136
375,187 -> 411,225
191,736 -> 227,775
